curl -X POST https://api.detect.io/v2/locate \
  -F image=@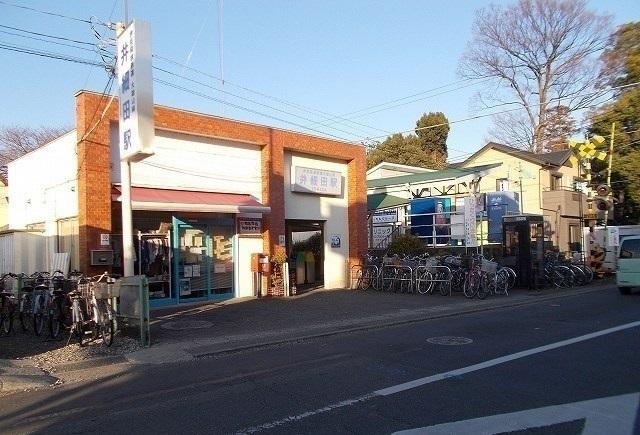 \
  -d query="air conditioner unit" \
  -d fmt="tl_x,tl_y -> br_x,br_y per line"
90,250 -> 114,266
